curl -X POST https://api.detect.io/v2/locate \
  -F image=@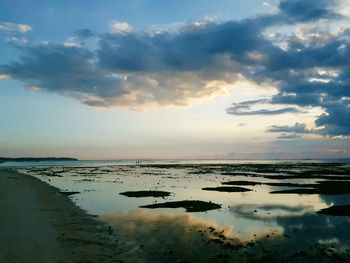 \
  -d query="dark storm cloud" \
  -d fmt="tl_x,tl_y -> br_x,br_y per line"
1,0 -> 350,135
